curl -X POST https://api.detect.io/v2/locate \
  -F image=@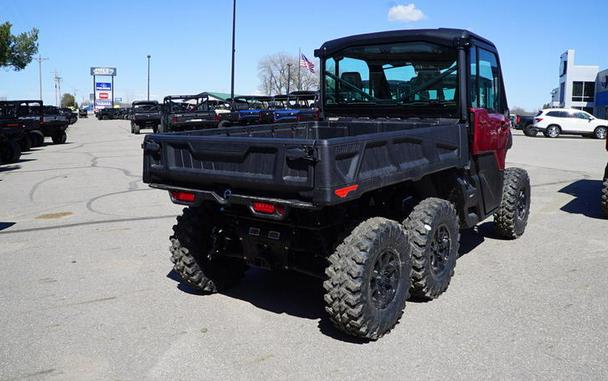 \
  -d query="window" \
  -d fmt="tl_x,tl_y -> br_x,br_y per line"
323,41 -> 459,116
472,48 -> 502,113
572,81 -> 595,102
